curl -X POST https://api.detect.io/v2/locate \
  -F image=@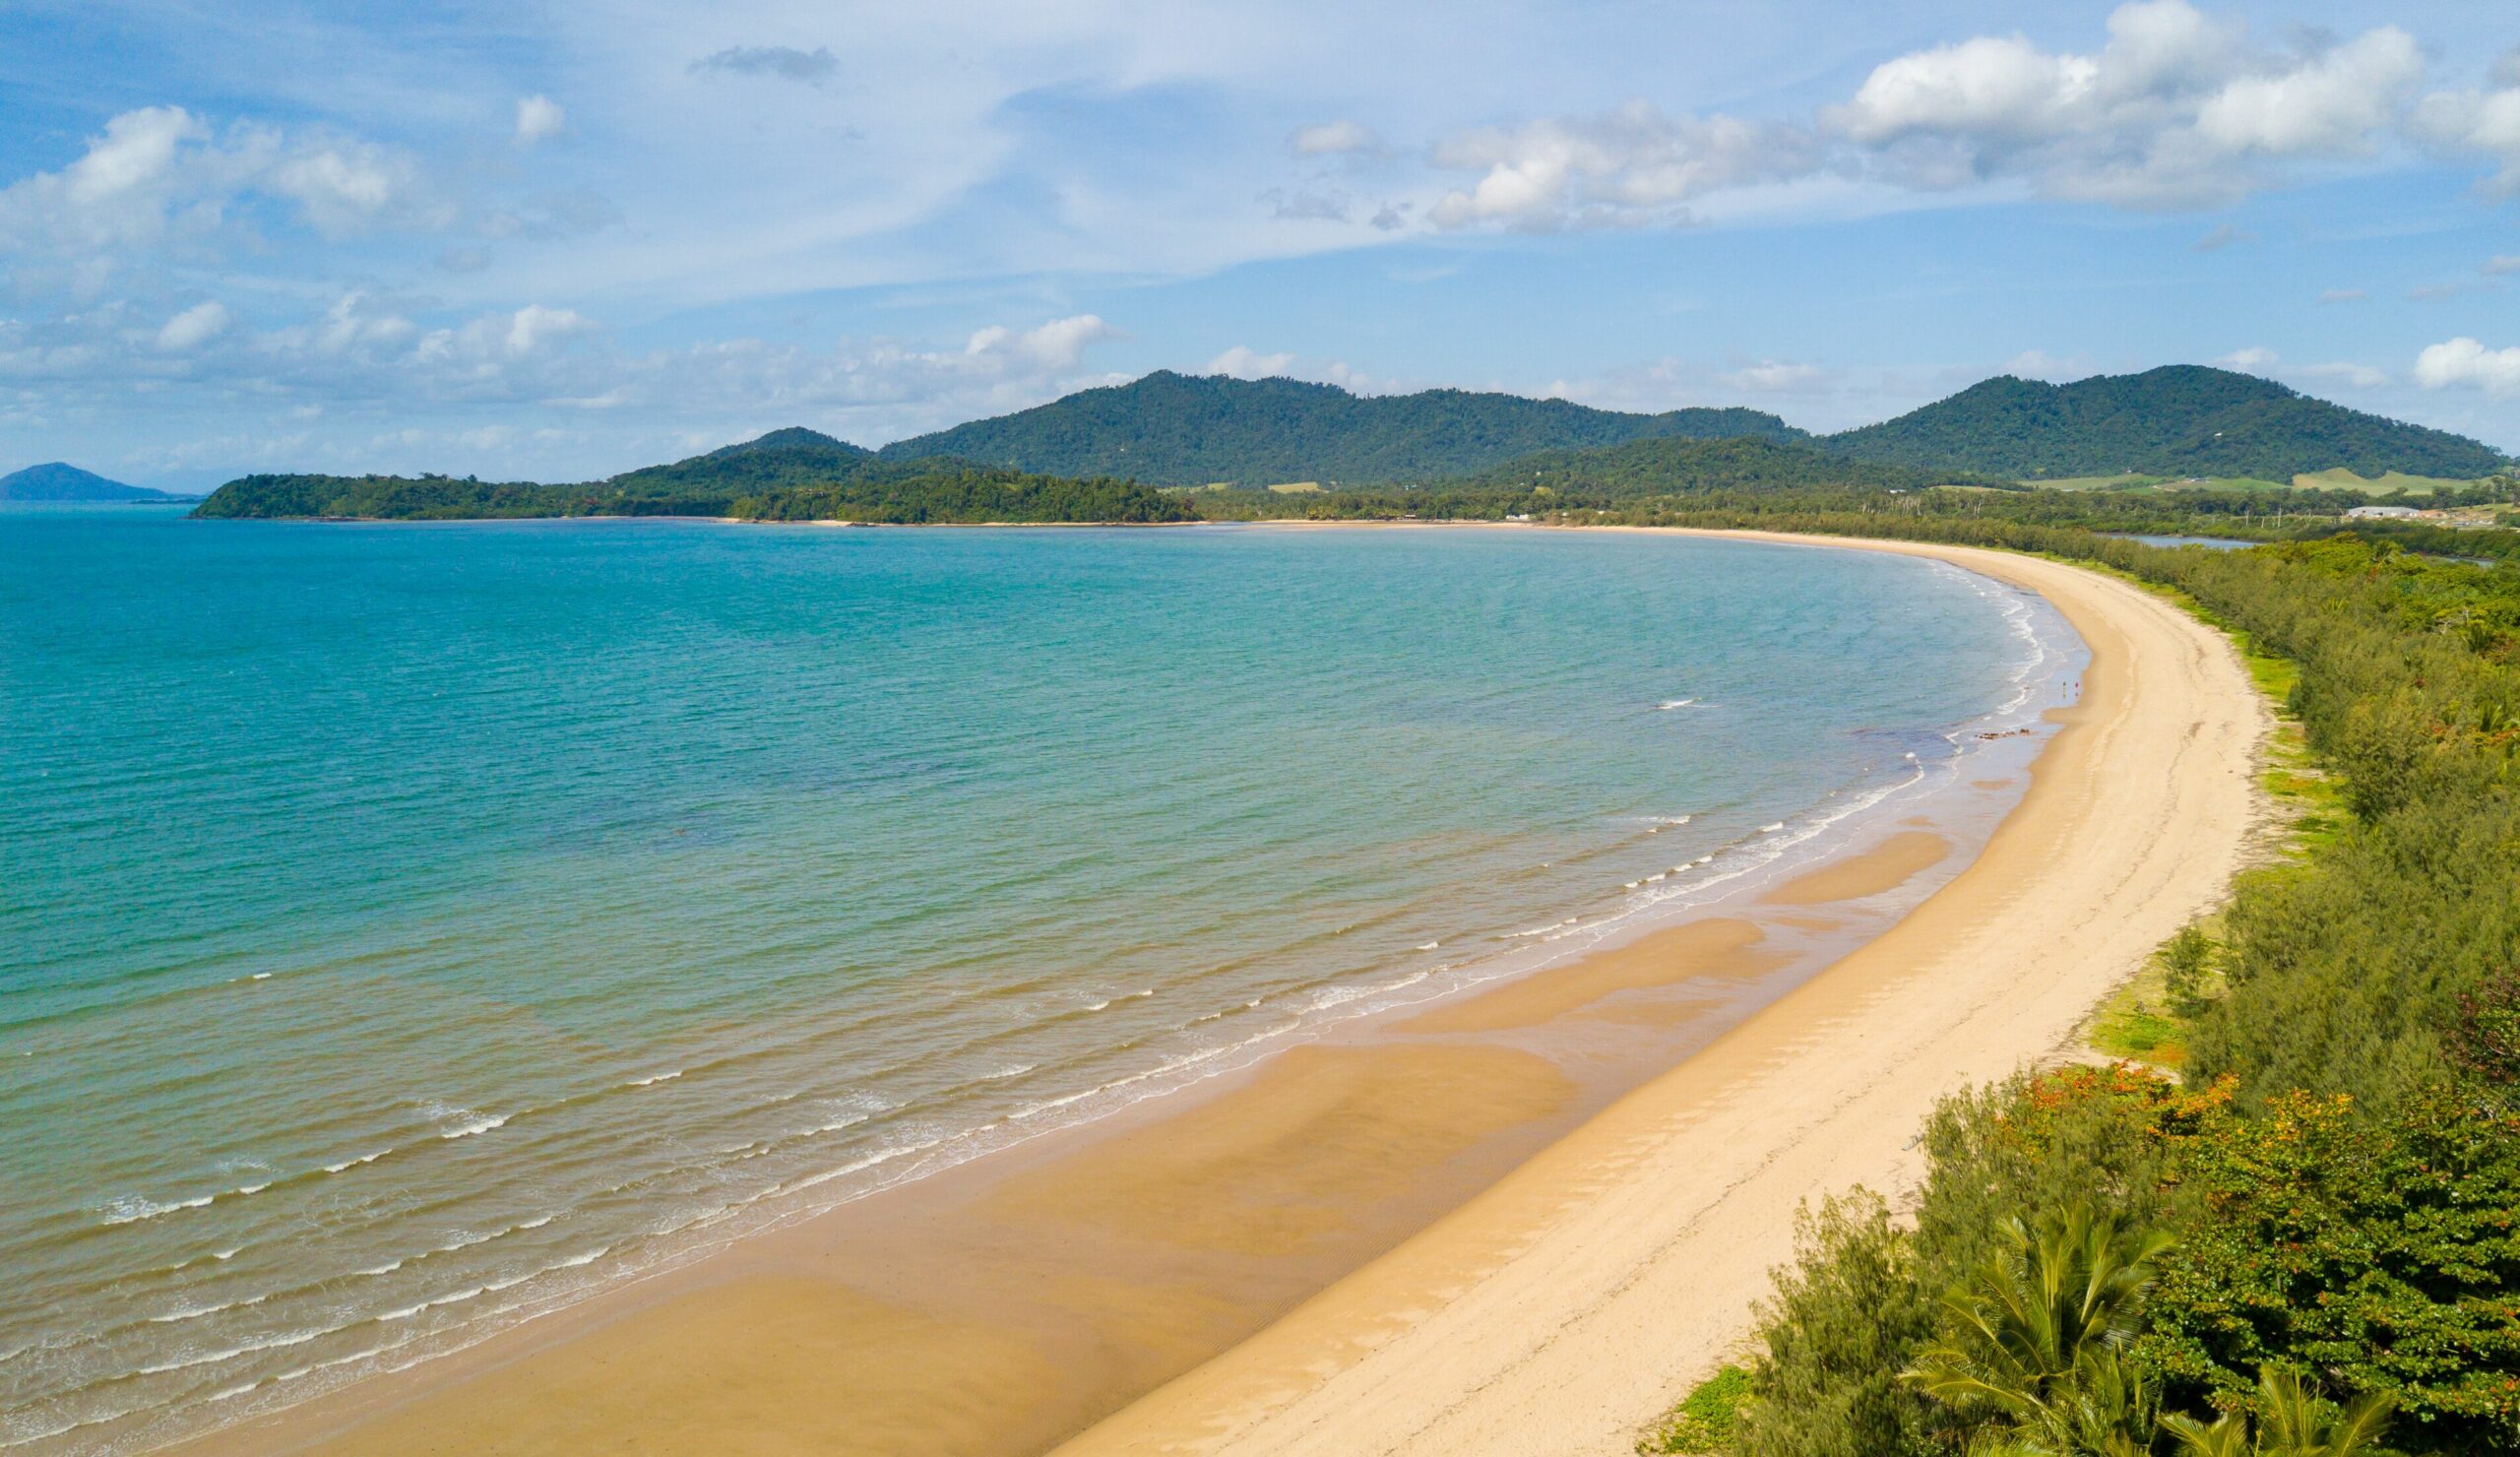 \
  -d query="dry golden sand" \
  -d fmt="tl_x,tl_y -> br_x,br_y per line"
1054,531 -> 2266,1456
171,531 -> 2263,1457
